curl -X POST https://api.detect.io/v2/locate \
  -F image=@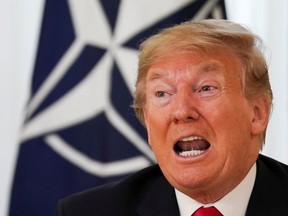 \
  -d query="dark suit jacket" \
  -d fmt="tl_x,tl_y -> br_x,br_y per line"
55,154 -> 288,216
